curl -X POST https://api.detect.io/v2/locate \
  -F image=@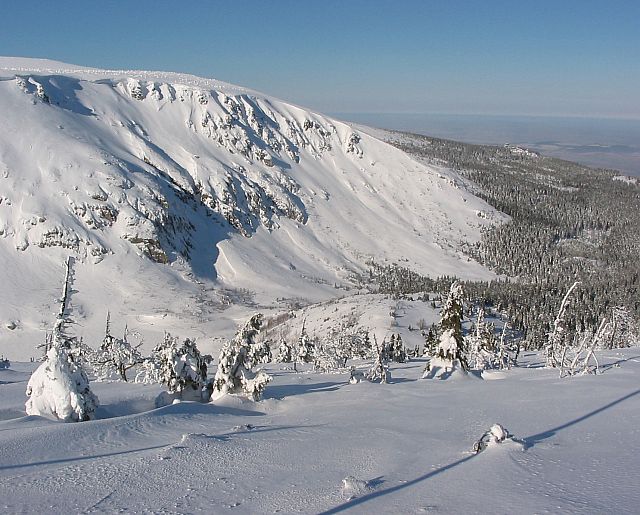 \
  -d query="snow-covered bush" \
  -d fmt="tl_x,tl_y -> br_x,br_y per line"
423,329 -> 466,379
25,344 -> 99,422
92,316 -> 142,381
138,334 -> 207,395
466,308 -> 501,370
313,342 -> 345,373
598,306 -> 640,349
212,314 -> 272,401
559,324 -> 602,378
